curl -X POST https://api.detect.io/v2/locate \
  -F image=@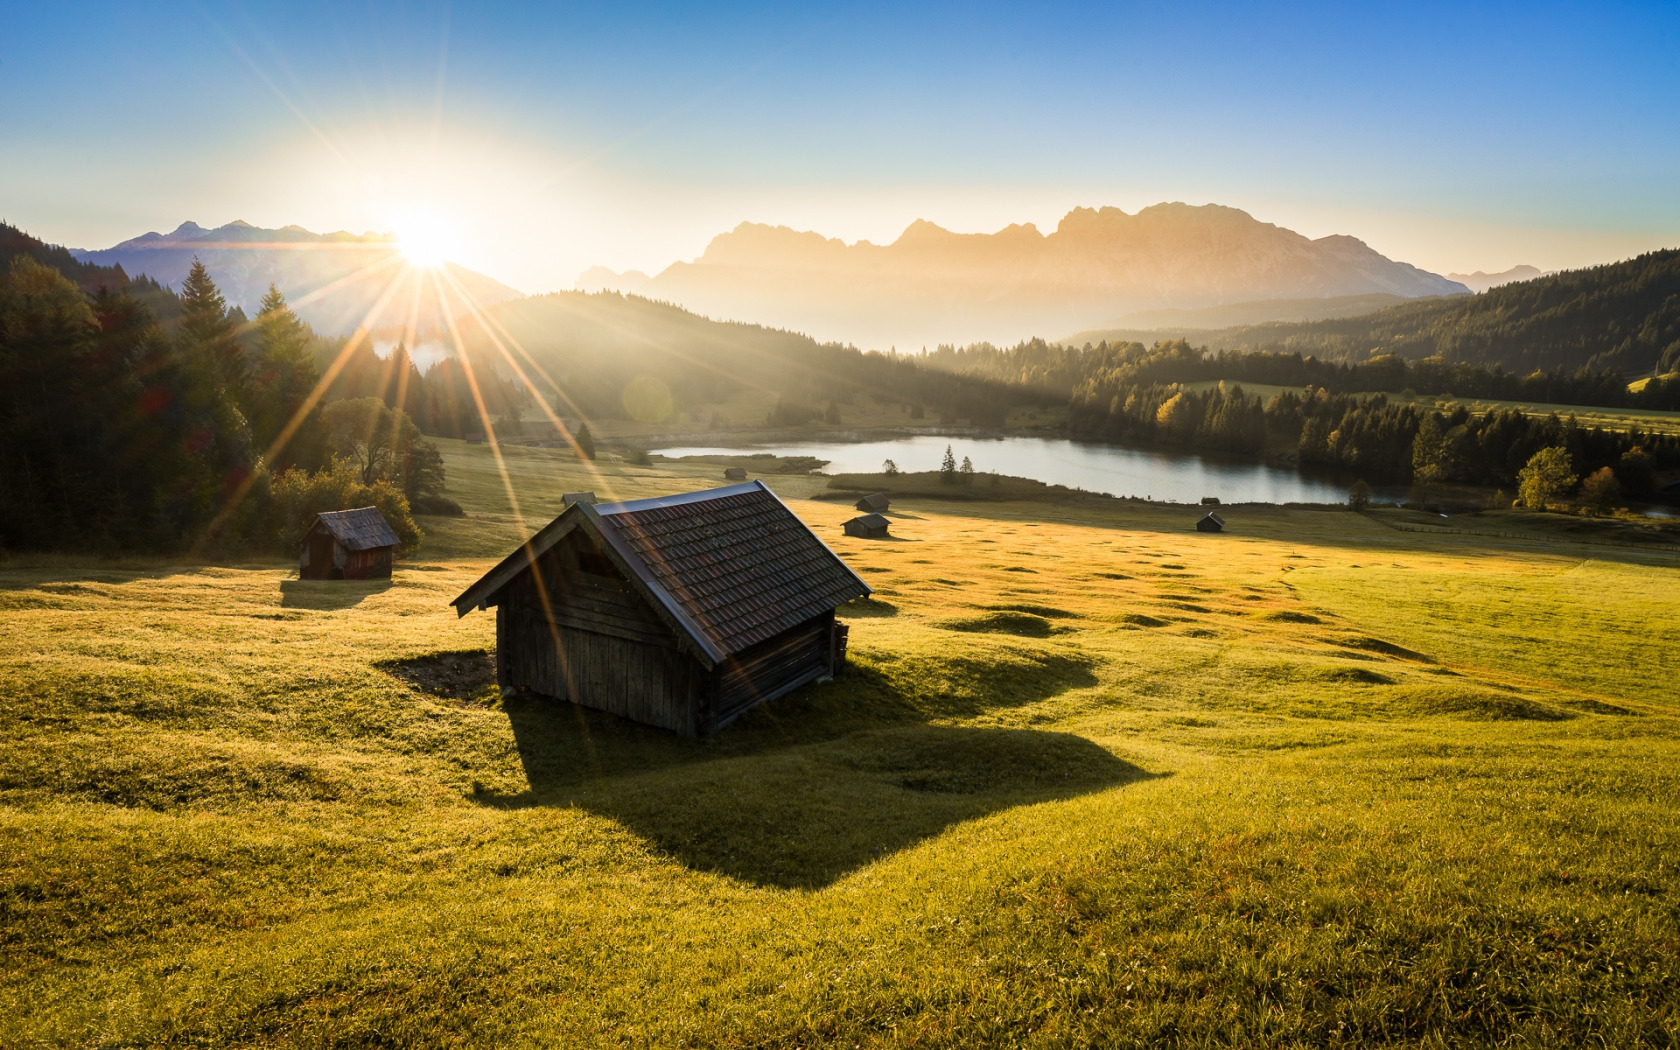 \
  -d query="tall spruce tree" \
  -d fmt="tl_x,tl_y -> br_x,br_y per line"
177,257 -> 247,405
251,284 -> 323,468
